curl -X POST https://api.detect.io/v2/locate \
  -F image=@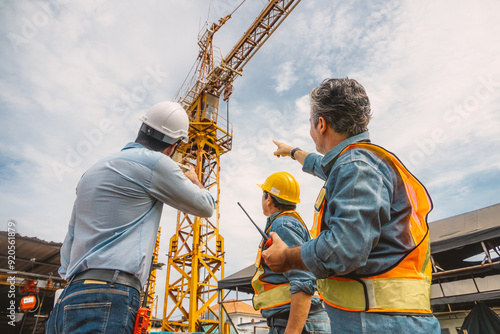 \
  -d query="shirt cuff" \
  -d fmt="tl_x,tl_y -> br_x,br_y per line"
302,153 -> 327,181
58,267 -> 67,279
289,279 -> 315,295
300,238 -> 331,279
207,191 -> 216,207
302,153 -> 317,174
